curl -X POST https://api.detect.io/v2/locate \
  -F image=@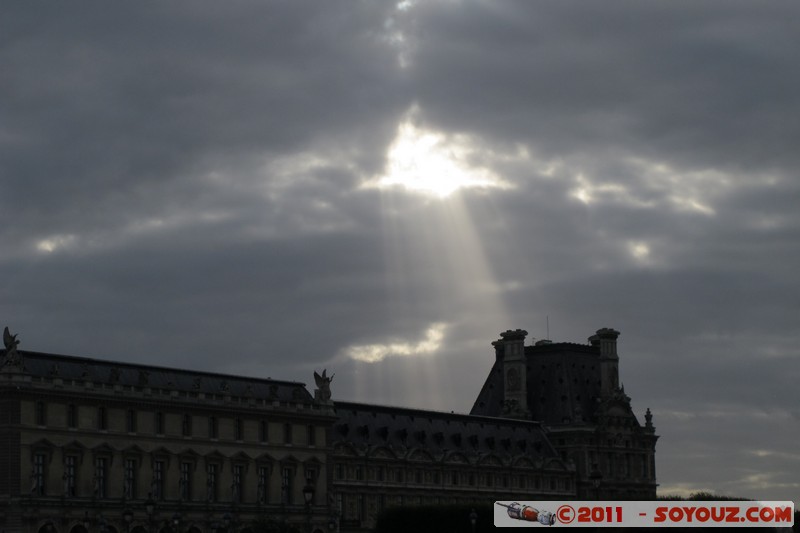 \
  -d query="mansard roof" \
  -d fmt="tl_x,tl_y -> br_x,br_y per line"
332,401 -> 560,463
15,349 -> 312,403
470,341 -> 604,426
